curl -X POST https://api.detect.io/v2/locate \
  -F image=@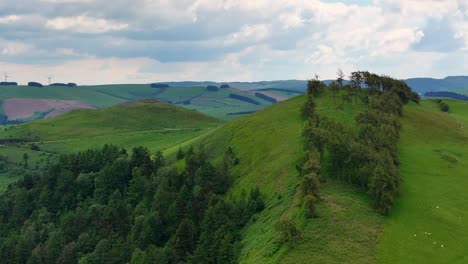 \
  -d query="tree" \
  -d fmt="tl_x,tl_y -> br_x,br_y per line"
301,94 -> 316,119
275,219 -> 302,247
176,147 -> 185,160
22,153 -> 29,169
174,219 -> 195,262
304,195 -> 317,218
307,75 -> 325,97
153,151 -> 165,172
